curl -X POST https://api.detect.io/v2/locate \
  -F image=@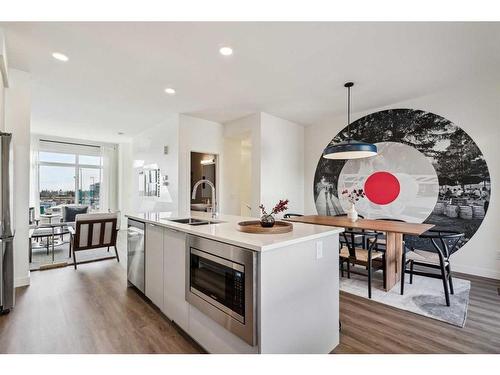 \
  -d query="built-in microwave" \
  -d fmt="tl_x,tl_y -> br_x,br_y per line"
185,235 -> 256,346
